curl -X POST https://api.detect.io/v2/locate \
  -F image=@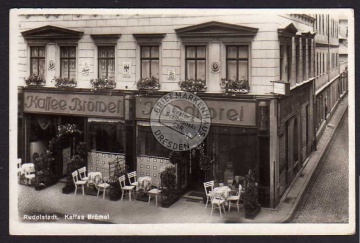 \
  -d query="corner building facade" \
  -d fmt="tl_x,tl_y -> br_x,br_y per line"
16,11 -> 325,208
